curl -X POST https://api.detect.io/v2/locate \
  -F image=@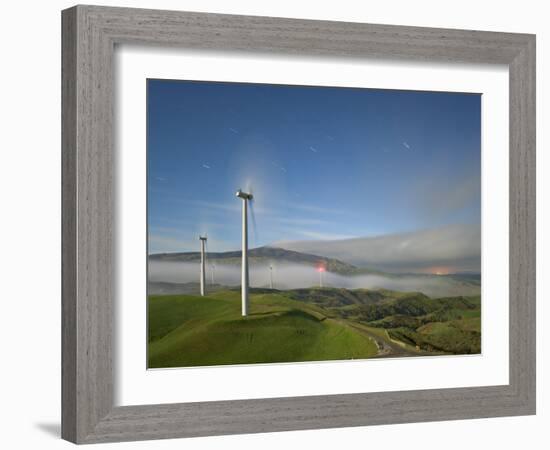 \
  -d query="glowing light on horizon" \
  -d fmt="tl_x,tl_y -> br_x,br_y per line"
430,266 -> 452,275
